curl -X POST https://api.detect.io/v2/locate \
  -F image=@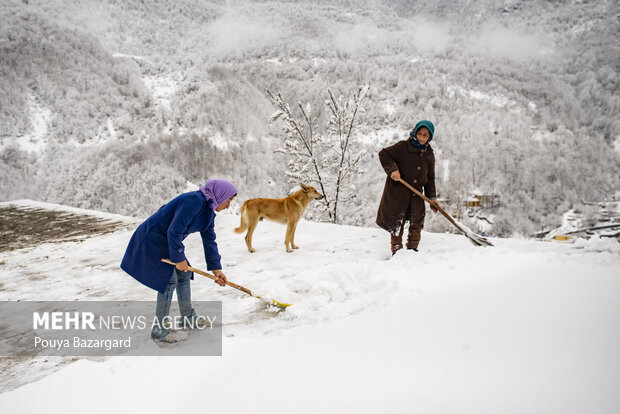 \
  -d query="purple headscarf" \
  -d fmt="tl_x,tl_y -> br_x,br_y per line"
199,179 -> 238,209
